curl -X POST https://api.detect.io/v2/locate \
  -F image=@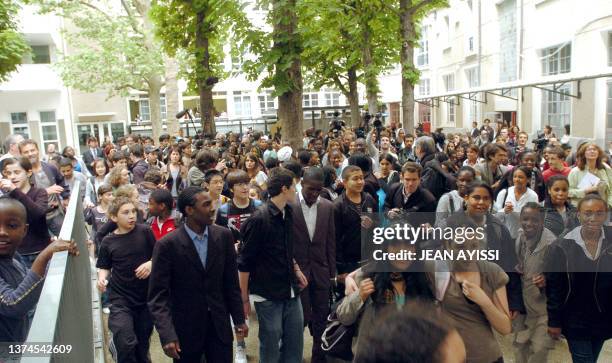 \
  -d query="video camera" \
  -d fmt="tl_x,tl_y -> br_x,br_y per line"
532,131 -> 548,152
